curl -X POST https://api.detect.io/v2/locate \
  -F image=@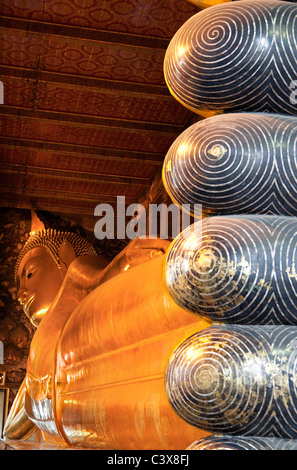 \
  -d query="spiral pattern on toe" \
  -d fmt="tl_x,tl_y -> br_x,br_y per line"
165,215 -> 297,324
165,325 -> 297,437
164,0 -> 297,115
187,435 -> 297,450
163,113 -> 297,217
